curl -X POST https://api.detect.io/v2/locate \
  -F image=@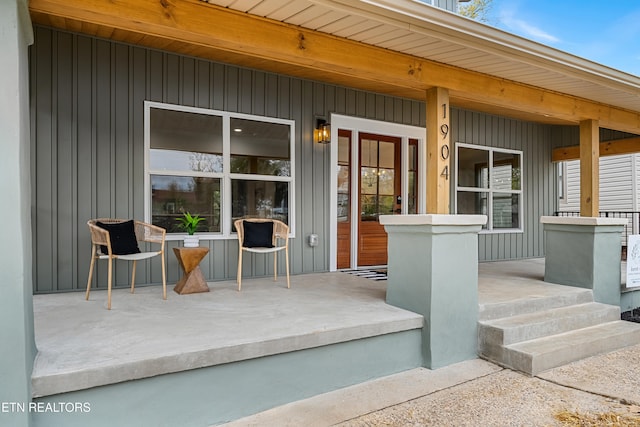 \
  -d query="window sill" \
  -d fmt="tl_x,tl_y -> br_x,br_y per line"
479,228 -> 524,235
